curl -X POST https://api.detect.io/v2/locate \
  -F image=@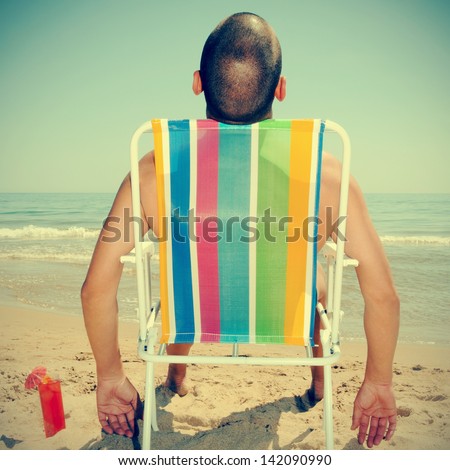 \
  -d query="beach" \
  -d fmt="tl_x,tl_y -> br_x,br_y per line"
2,0 -> 450,458
1,192 -> 449,451
1,304 -> 449,451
